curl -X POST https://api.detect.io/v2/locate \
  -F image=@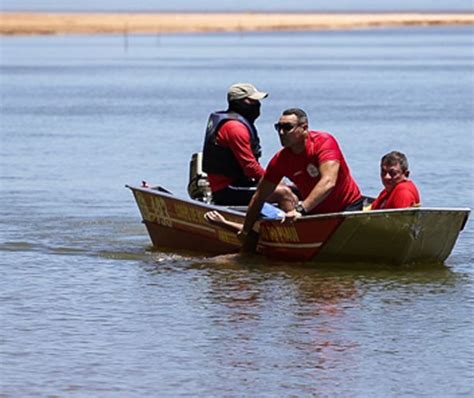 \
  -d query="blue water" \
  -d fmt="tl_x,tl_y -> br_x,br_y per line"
1,27 -> 473,397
